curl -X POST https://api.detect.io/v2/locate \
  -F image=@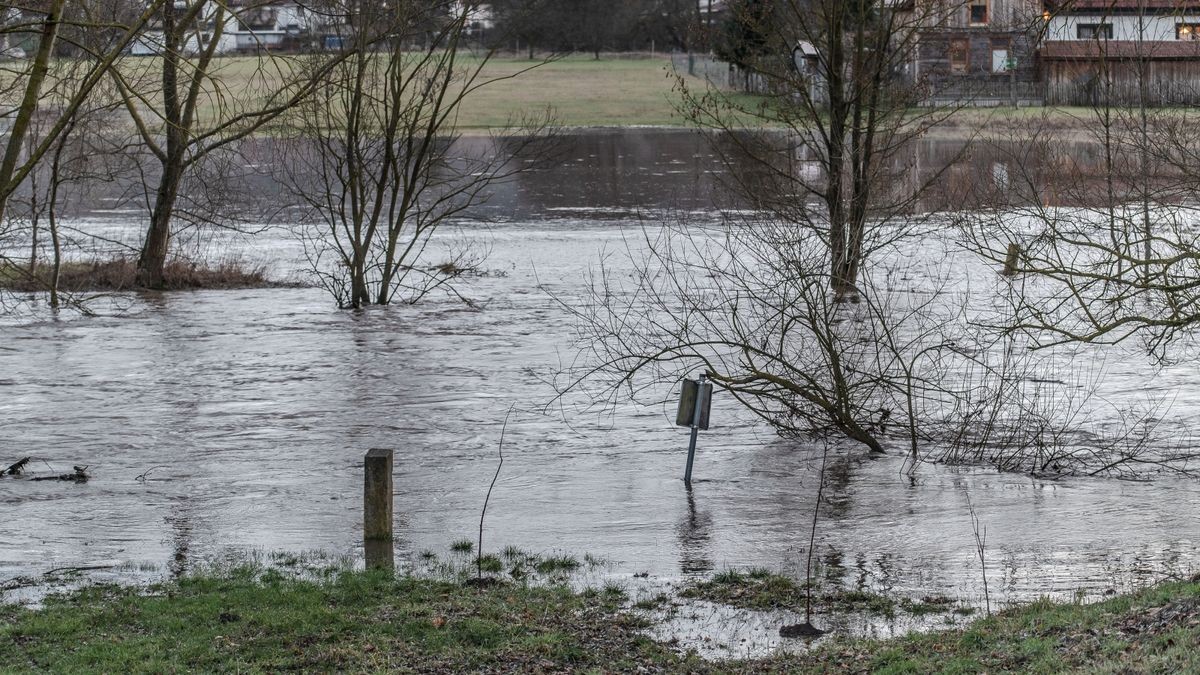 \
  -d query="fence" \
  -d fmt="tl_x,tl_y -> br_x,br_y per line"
670,53 -> 771,94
